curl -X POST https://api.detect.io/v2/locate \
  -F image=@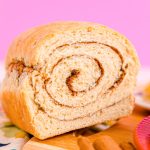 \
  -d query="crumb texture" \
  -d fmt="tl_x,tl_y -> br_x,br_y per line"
2,21 -> 140,139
